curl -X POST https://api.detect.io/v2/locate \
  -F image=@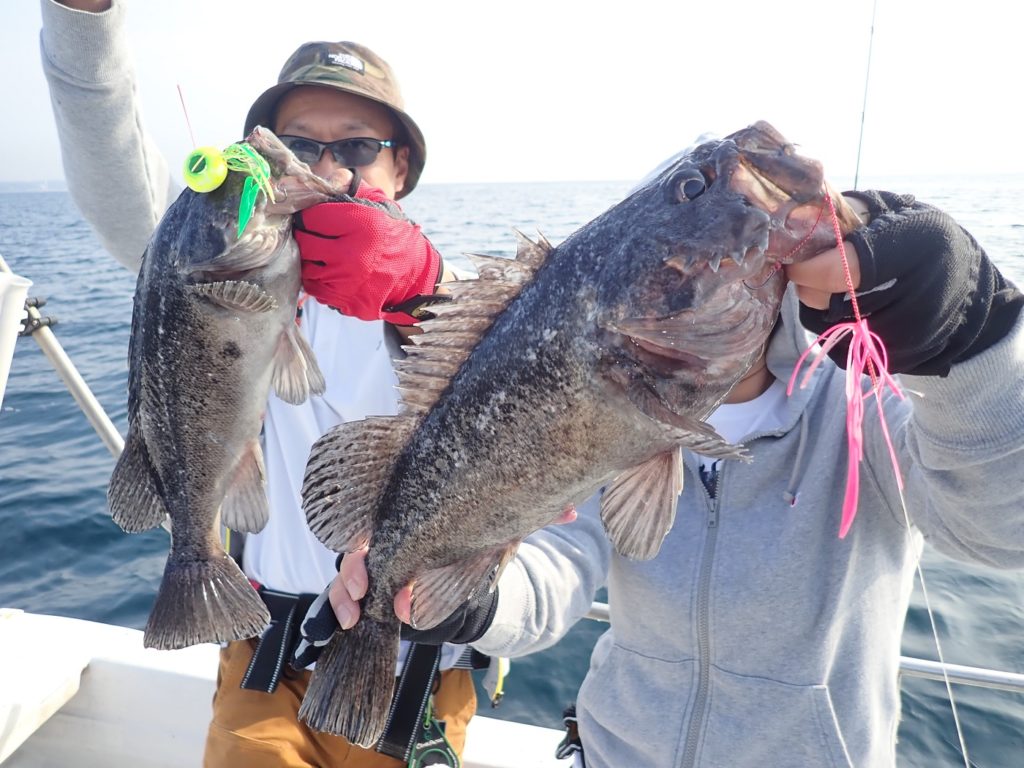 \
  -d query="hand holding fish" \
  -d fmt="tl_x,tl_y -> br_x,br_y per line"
347,505 -> 575,630
784,204 -> 863,311
789,190 -> 1023,376
392,504 -> 579,628
291,505 -> 578,670
267,168 -> 357,216
294,182 -> 444,325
